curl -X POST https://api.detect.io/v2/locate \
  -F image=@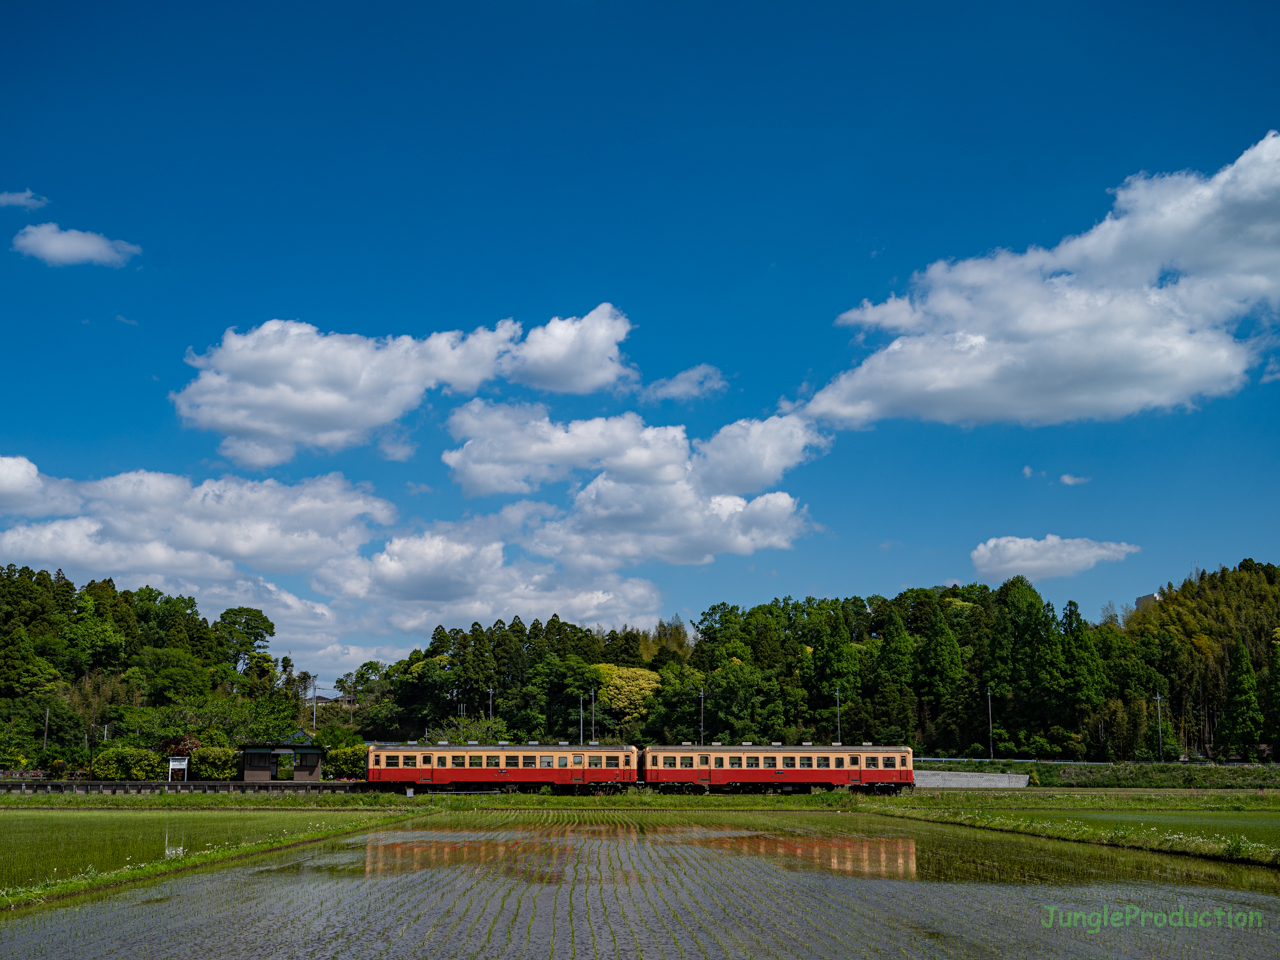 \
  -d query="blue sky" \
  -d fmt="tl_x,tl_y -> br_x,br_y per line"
3,2 -> 1280,682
